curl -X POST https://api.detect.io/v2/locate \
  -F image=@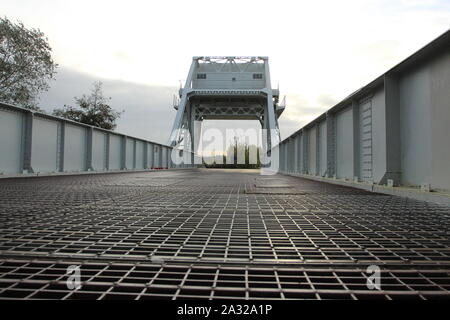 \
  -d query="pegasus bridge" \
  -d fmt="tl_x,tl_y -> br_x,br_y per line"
0,31 -> 449,300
